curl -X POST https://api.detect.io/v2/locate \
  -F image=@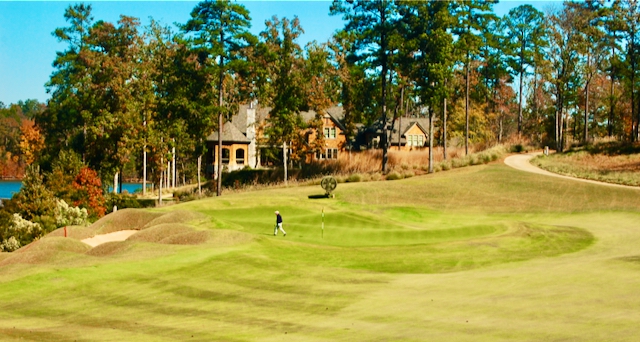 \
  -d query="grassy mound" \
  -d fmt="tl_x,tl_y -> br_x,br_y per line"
0,237 -> 91,266
88,209 -> 164,234
142,210 -> 208,229
128,223 -> 200,244
3,162 -> 640,341
85,241 -> 134,257
46,225 -> 95,240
